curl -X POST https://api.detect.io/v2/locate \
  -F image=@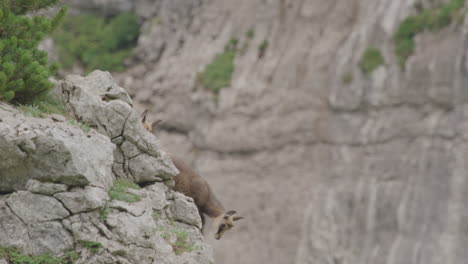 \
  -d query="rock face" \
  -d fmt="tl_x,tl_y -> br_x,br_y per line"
0,103 -> 115,192
0,71 -> 214,264
107,0 -> 468,264
55,71 -> 178,184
